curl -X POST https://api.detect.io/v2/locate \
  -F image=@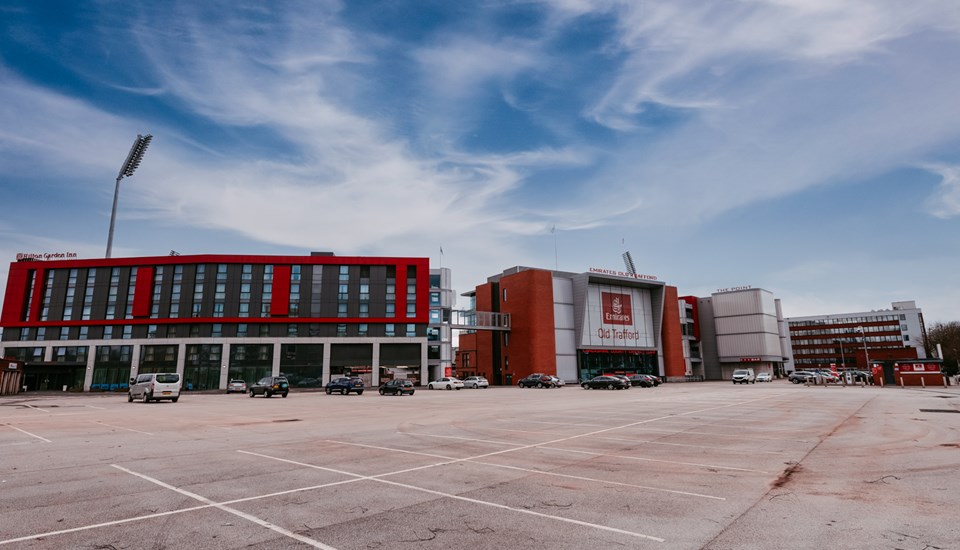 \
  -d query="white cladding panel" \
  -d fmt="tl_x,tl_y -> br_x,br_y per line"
554,303 -> 575,330
715,315 -> 780,335
713,289 -> 777,317
555,328 -> 577,355
579,284 -> 656,348
553,277 -> 574,304
718,333 -> 783,358
556,355 -> 578,381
